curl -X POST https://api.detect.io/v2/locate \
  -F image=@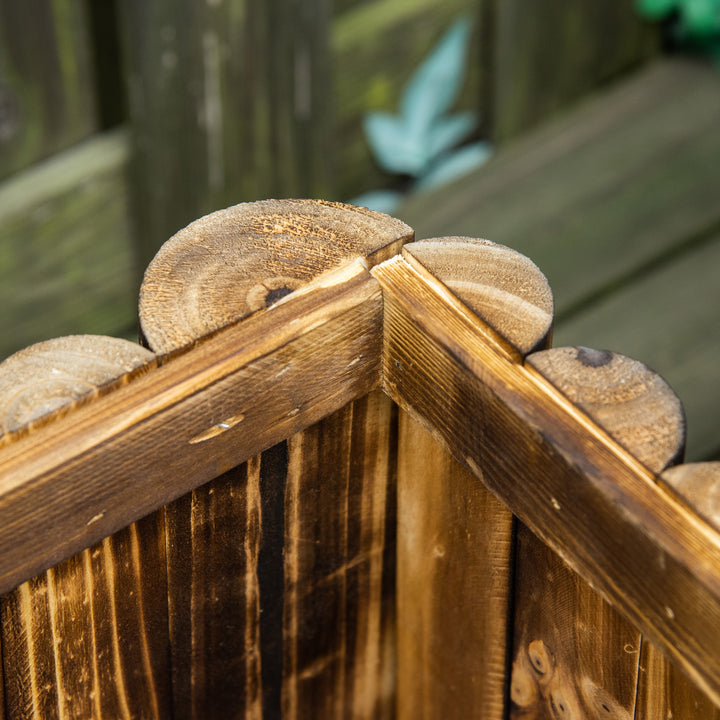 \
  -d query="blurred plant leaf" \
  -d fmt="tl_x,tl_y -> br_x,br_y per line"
426,111 -> 478,160
400,17 -> 473,140
636,0 -> 678,18
414,142 -> 492,192
364,112 -> 428,175
349,190 -> 403,215
682,0 -> 720,35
